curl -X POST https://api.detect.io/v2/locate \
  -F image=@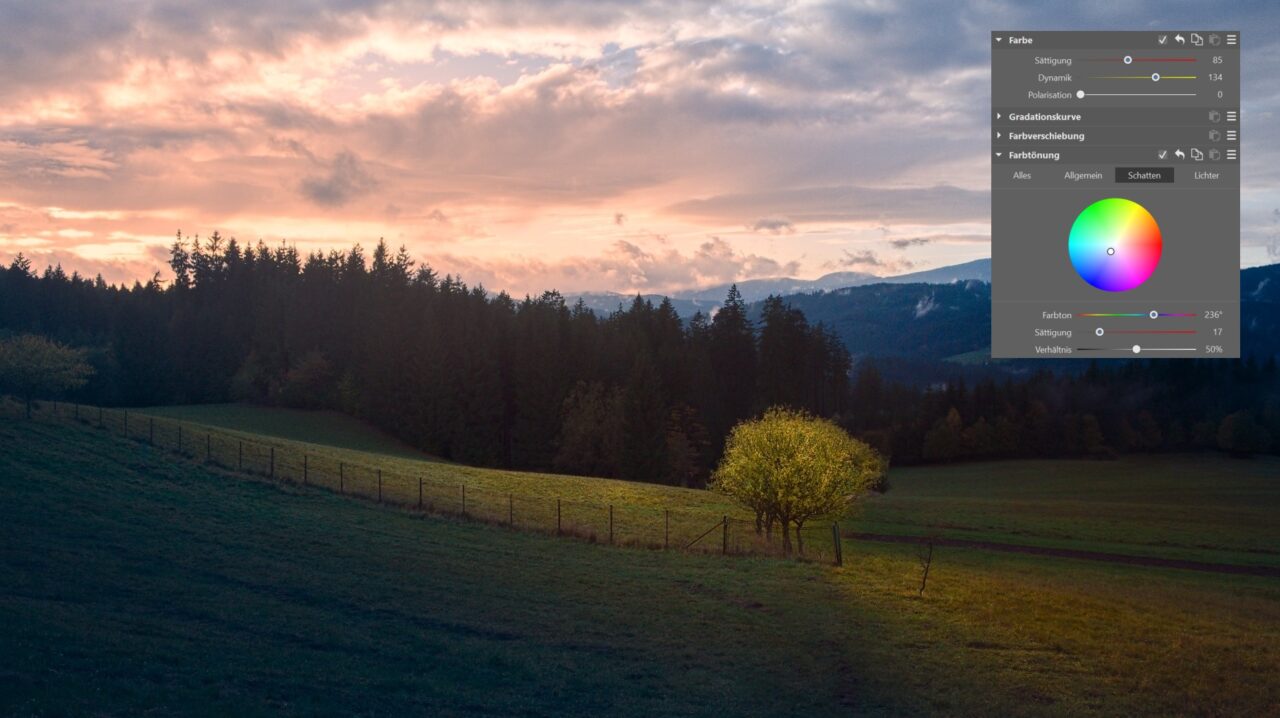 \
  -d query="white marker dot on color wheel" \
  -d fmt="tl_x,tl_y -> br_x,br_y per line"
1107,247 -> 1115,255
